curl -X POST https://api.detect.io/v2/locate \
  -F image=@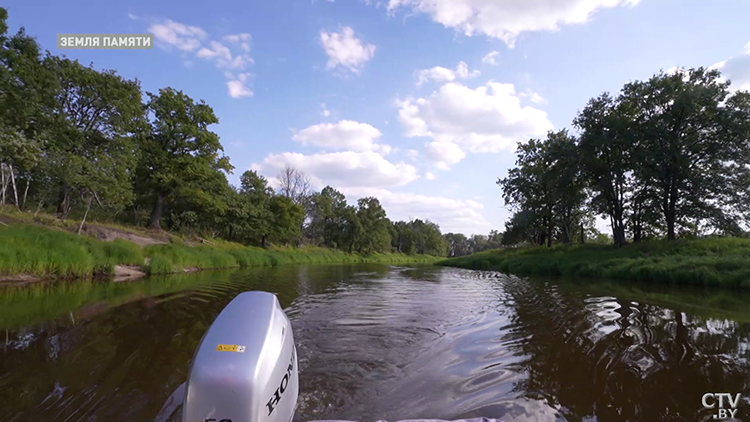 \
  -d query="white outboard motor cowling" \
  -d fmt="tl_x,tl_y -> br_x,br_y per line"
183,291 -> 299,422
